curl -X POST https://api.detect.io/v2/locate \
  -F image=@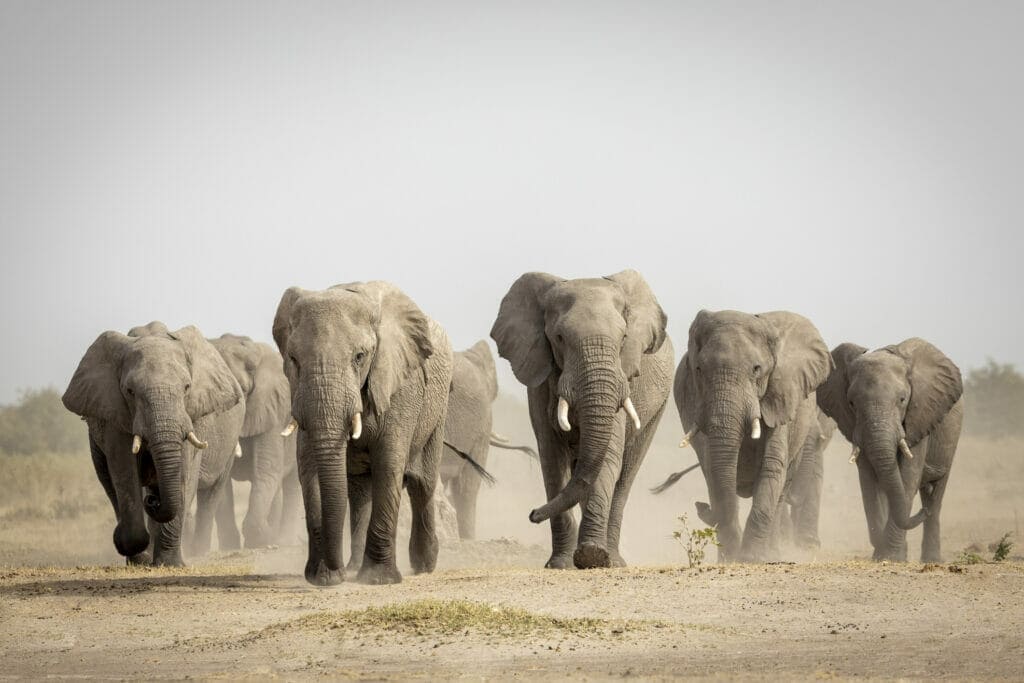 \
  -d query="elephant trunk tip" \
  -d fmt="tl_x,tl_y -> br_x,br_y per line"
528,508 -> 548,524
